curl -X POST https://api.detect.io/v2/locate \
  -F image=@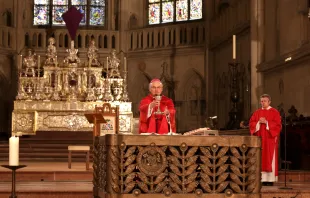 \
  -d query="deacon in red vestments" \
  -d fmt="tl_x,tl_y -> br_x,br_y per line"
139,79 -> 176,134
249,94 -> 282,184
